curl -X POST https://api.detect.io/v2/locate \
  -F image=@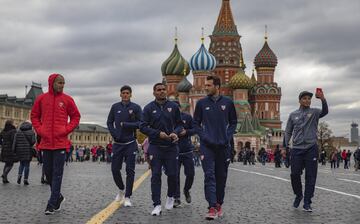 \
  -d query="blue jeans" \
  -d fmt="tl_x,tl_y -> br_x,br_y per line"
18,161 -> 30,179
43,149 -> 66,208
